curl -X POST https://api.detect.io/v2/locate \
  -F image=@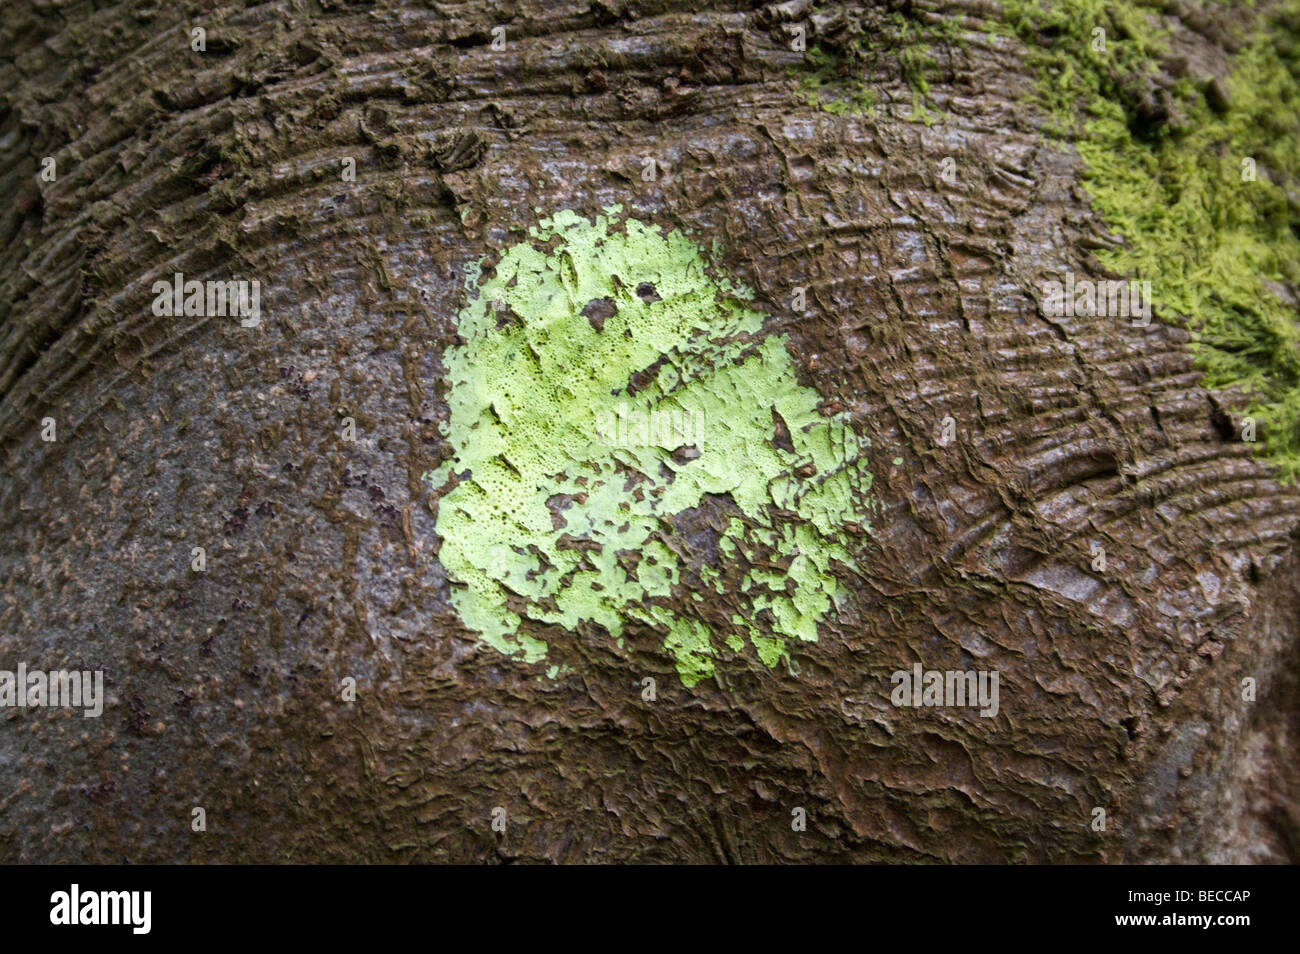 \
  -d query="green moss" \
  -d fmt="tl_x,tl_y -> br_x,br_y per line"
796,45 -> 877,115
426,208 -> 878,685
1001,0 -> 1300,478
792,11 -> 952,119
